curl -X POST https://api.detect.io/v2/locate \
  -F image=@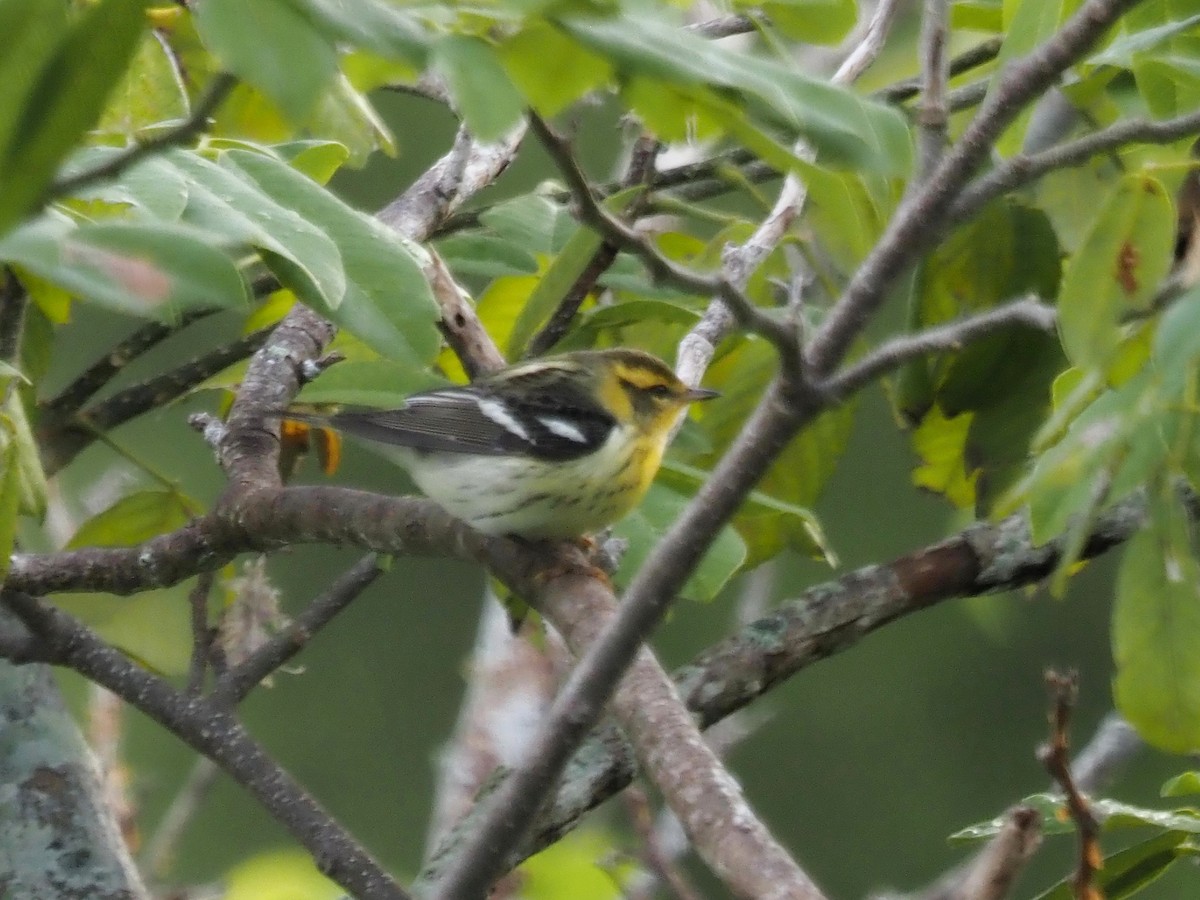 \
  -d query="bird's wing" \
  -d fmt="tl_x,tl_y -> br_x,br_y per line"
325,380 -> 617,461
